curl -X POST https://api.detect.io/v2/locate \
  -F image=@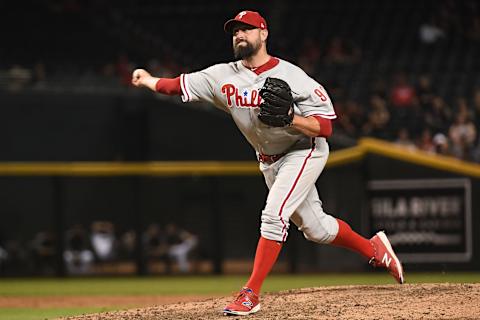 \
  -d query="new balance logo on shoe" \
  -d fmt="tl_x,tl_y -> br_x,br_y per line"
242,300 -> 253,308
223,287 -> 261,316
382,253 -> 392,268
369,232 -> 404,284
